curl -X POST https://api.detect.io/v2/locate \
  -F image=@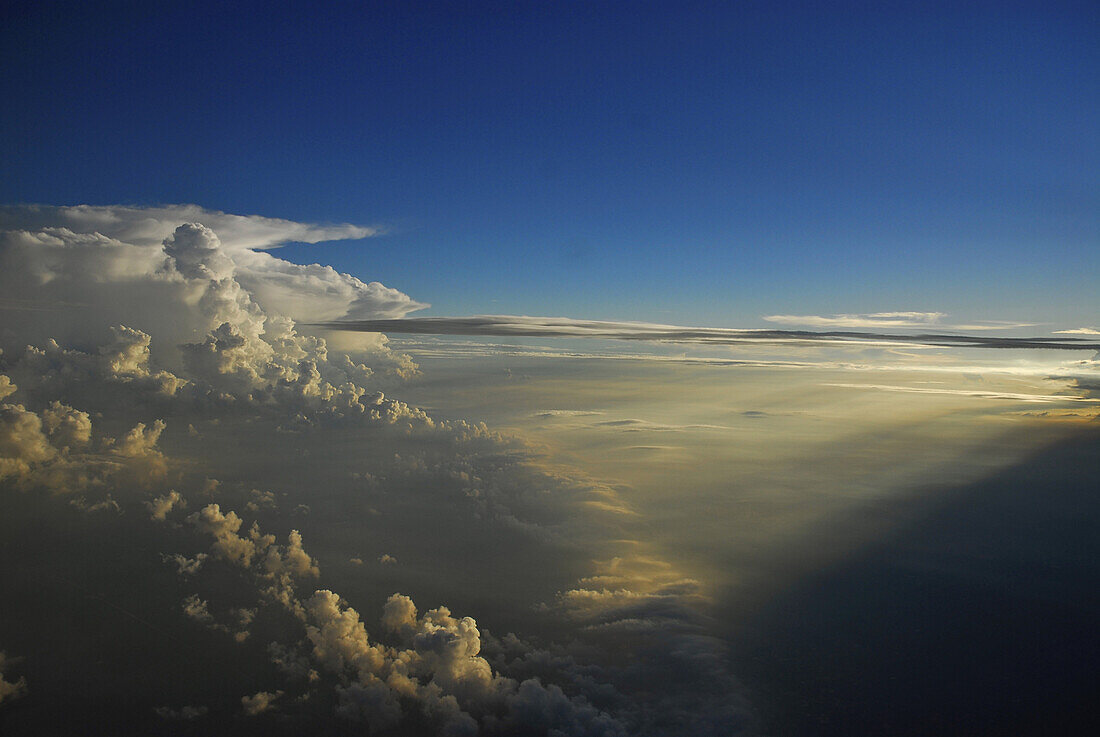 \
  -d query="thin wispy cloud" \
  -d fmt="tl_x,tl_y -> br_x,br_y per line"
824,383 -> 1100,403
762,312 -> 1034,331
1054,327 -> 1100,335
0,204 -> 379,251
764,312 -> 945,328
319,315 -> 1100,351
